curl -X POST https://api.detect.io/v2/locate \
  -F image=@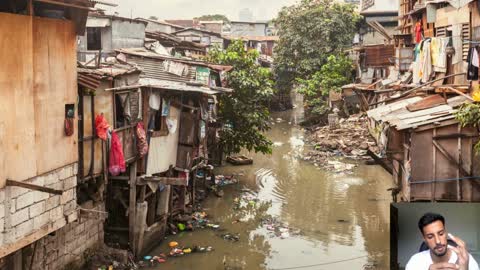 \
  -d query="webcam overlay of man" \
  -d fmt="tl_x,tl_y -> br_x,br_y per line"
406,212 -> 479,270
